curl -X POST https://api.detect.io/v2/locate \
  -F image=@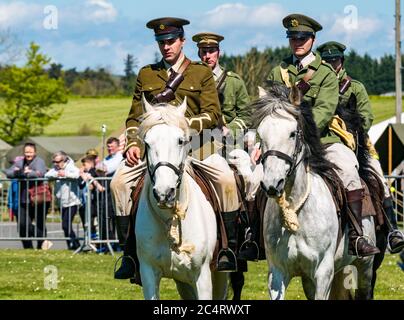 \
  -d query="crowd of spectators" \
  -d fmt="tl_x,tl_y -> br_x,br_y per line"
2,137 -> 123,251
